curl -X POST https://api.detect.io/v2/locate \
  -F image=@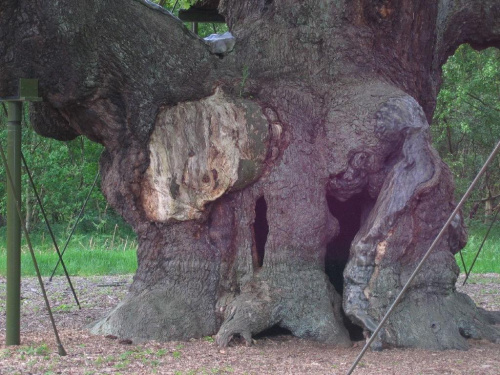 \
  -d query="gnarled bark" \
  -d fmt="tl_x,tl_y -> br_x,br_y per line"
2,0 -> 500,349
